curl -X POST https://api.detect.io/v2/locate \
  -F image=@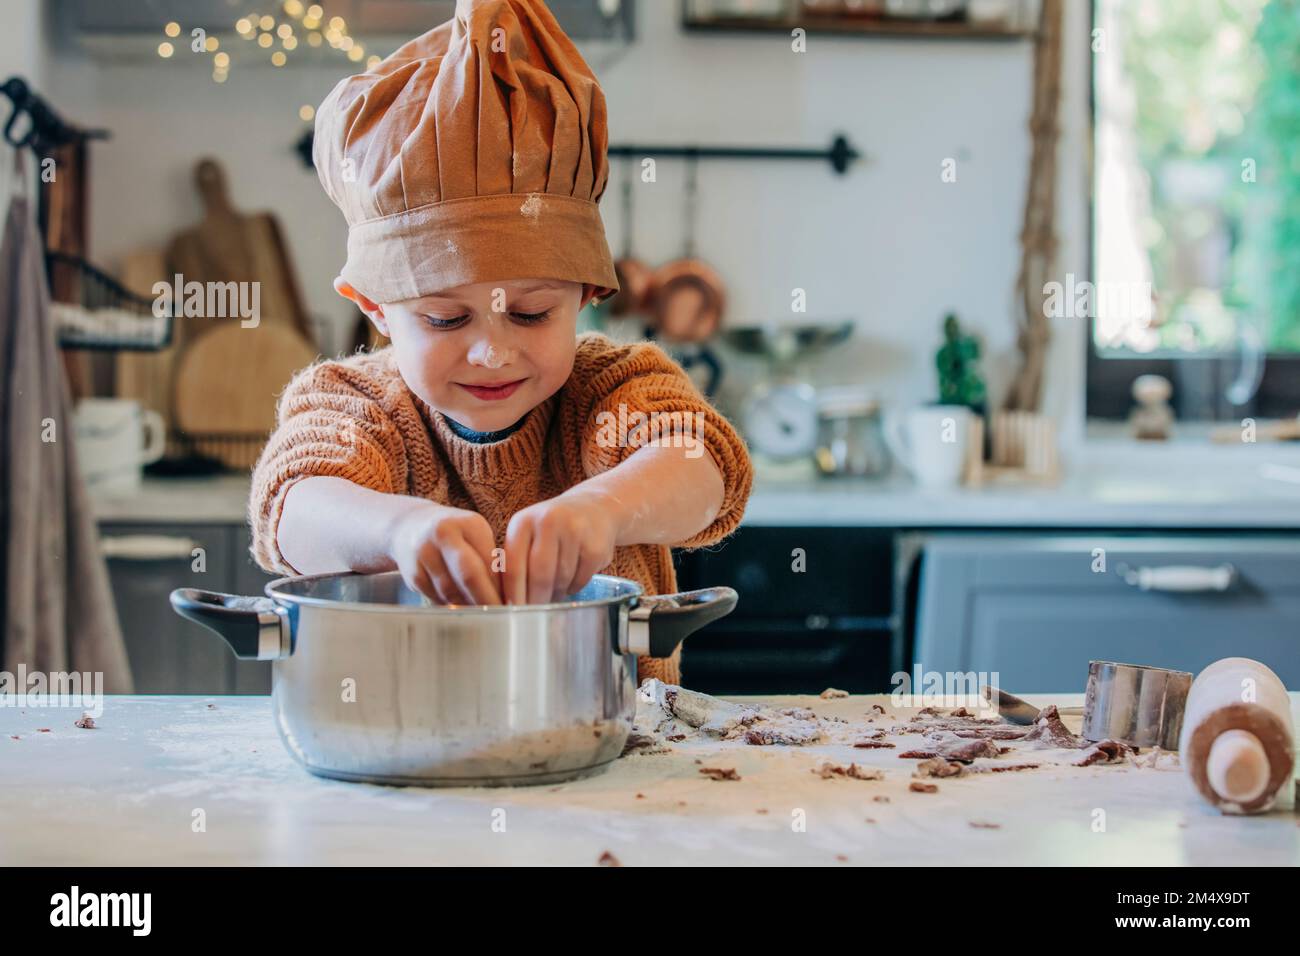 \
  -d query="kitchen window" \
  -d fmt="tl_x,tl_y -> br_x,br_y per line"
1087,0 -> 1300,421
